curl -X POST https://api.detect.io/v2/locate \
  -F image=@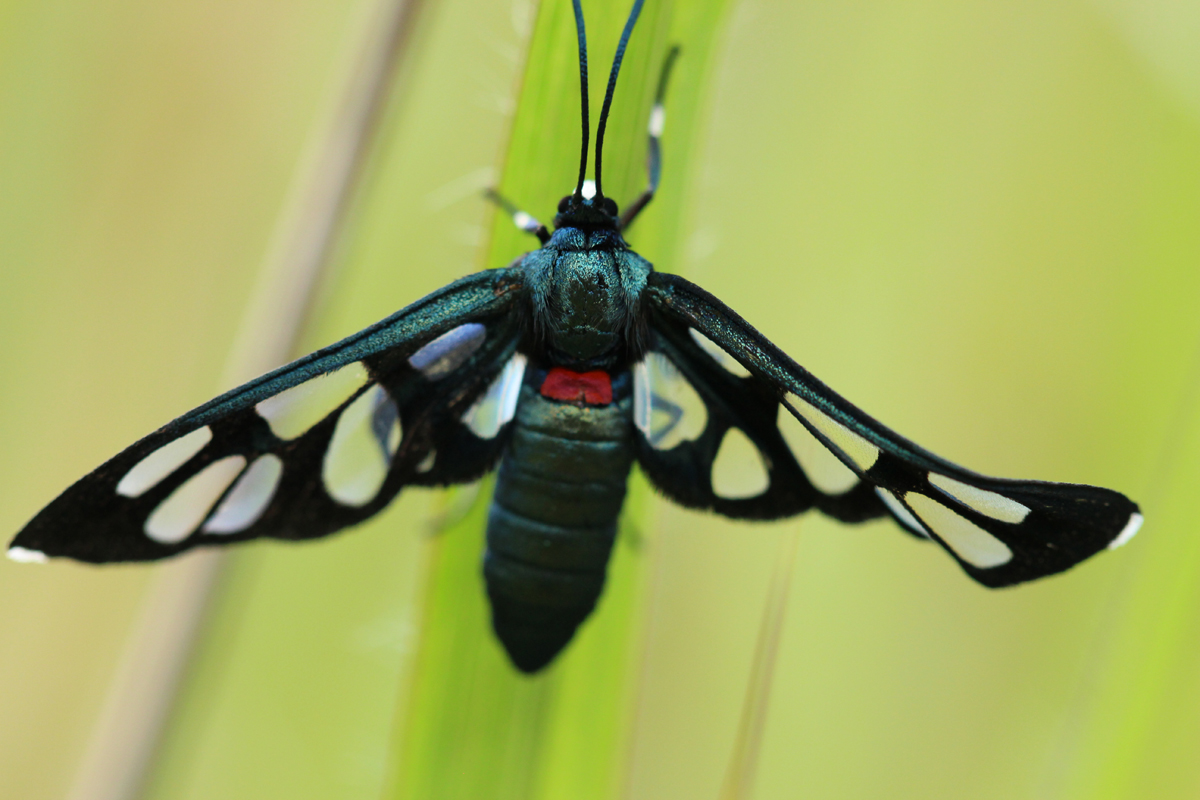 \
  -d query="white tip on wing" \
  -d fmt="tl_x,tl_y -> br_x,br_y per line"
7,547 -> 48,564
1108,512 -> 1143,550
